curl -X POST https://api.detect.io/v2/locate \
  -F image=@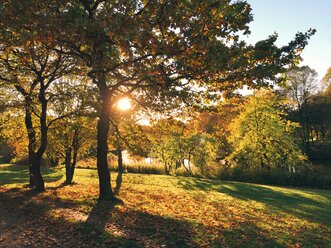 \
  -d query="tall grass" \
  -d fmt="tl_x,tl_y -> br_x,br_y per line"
77,157 -> 193,176
109,160 -> 165,175
217,165 -> 331,189
75,157 -> 331,189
